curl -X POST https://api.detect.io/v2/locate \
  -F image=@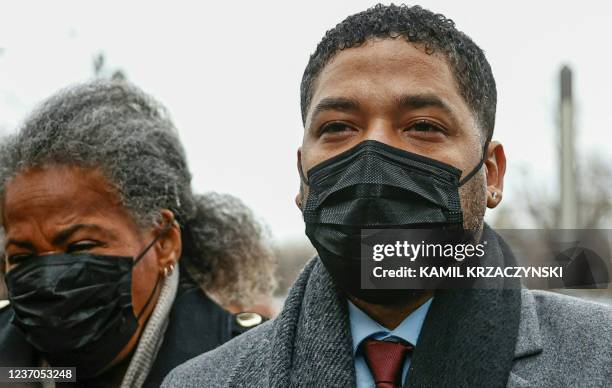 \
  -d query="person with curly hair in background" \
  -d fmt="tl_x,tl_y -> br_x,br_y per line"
184,192 -> 277,319
0,81 -> 276,387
